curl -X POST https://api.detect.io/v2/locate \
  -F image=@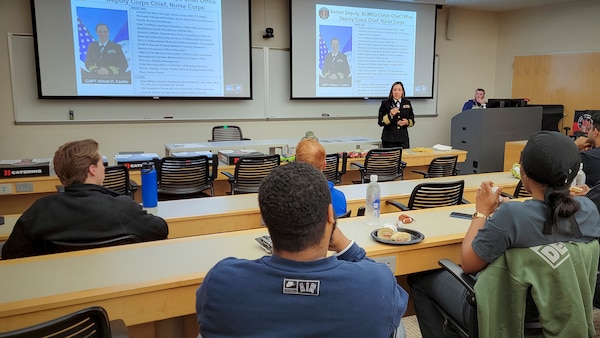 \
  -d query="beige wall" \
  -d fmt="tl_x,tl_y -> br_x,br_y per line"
1,0 -> 598,160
